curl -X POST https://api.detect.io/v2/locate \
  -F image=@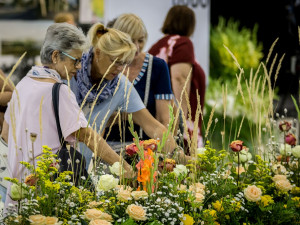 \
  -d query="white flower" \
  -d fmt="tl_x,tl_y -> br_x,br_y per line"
196,147 -> 206,155
280,144 -> 292,156
173,165 -> 188,177
234,149 -> 252,163
96,174 -> 119,191
292,145 -> 300,158
109,162 -> 124,176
